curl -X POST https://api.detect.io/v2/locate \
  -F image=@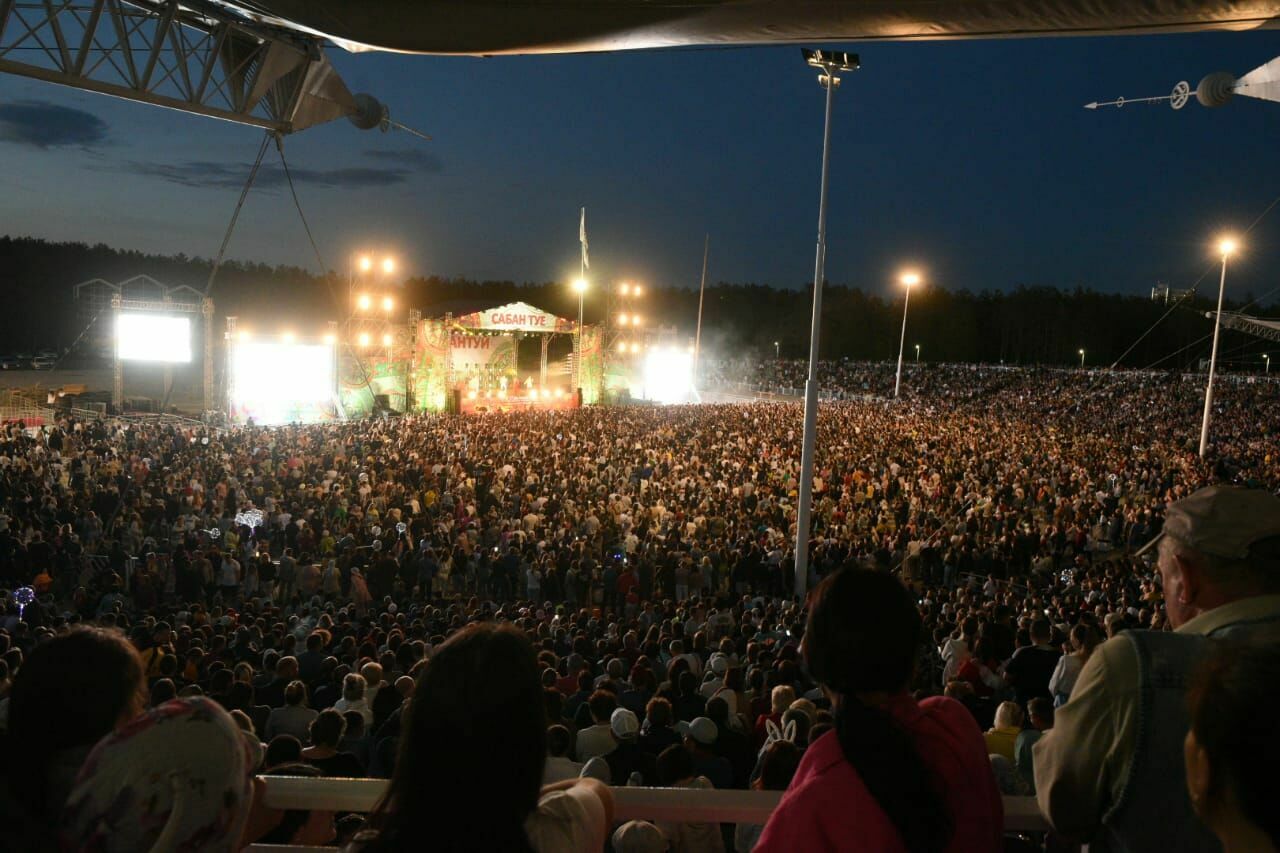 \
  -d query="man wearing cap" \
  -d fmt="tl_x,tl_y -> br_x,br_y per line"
1034,485 -> 1280,851
683,717 -> 734,790
604,708 -> 657,786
